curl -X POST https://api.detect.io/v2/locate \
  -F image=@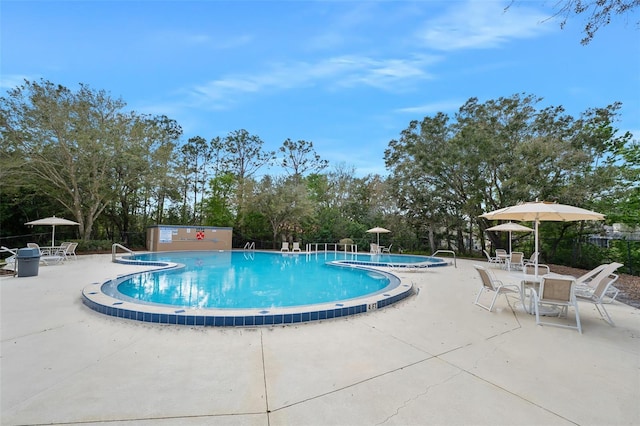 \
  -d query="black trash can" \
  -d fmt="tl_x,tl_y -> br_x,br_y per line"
17,248 -> 40,277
